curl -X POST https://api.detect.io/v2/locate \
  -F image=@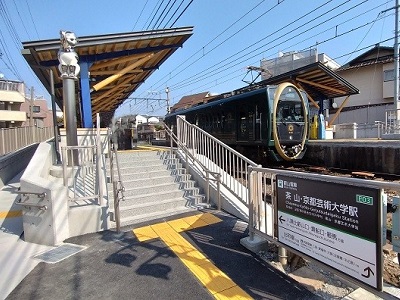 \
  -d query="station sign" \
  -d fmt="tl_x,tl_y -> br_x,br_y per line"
276,175 -> 382,290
